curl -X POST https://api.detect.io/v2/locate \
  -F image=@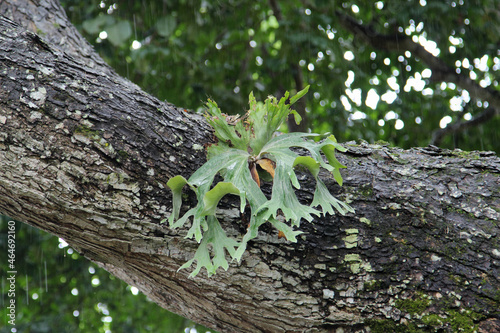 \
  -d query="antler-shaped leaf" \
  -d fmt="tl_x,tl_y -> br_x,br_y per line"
179,215 -> 240,278
165,86 -> 354,277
